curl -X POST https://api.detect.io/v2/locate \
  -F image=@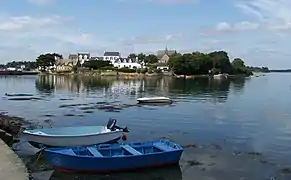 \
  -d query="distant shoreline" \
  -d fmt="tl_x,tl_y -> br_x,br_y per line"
0,71 -> 38,75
